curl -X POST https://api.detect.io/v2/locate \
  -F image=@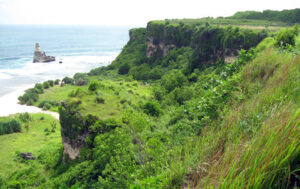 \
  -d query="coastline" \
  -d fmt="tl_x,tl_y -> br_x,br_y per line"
0,84 -> 59,119
0,56 -> 116,119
